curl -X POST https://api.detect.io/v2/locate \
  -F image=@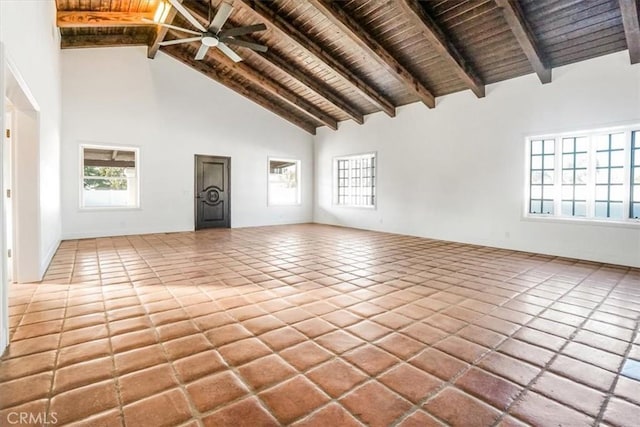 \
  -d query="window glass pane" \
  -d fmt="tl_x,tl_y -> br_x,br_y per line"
541,201 -> 554,214
562,154 -> 573,169
531,185 -> 542,199
543,155 -> 554,169
544,140 -> 555,154
611,133 -> 625,150
561,201 -> 573,216
576,137 -> 589,152
574,202 -> 586,217
610,168 -> 624,184
634,186 -> 640,202
632,203 -> 640,219
531,156 -> 542,169
562,170 -> 573,184
531,140 -> 543,155
595,151 -> 609,167
610,150 -> 625,167
575,169 -> 588,184
562,138 -> 574,153
634,169 -> 640,184
610,203 -> 623,219
610,185 -> 624,201
595,169 -> 608,184
561,185 -> 573,199
595,185 -> 608,200
575,153 -> 588,168
595,202 -> 608,218
543,171 -> 554,185
531,171 -> 542,184
594,134 -> 609,151
530,200 -> 542,213
574,185 -> 587,200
